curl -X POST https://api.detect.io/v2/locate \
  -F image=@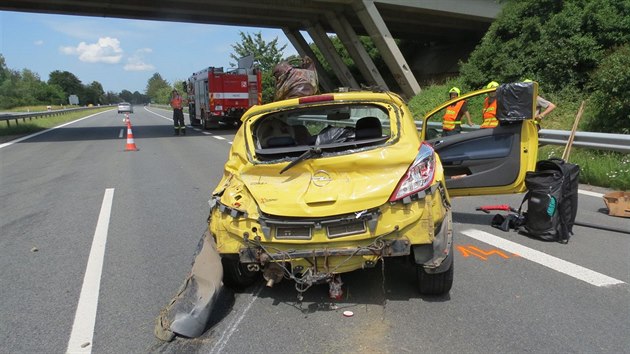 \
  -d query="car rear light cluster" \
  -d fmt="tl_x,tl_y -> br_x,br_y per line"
389,142 -> 436,202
